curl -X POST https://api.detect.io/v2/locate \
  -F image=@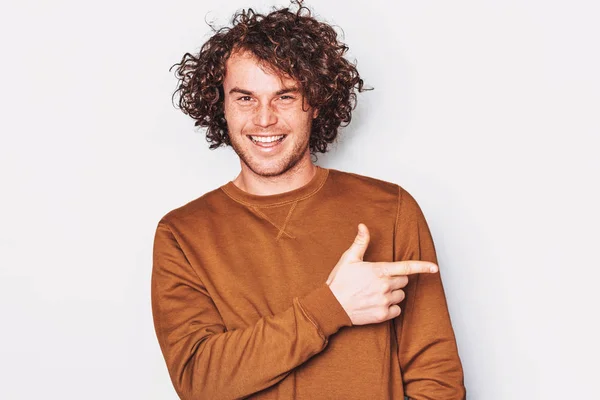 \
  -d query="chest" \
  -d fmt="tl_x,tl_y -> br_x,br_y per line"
184,203 -> 395,329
